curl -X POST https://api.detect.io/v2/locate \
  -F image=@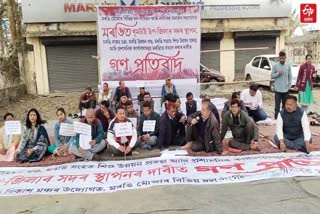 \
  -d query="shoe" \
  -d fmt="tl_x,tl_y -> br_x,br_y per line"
142,144 -> 152,150
92,154 -> 102,161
